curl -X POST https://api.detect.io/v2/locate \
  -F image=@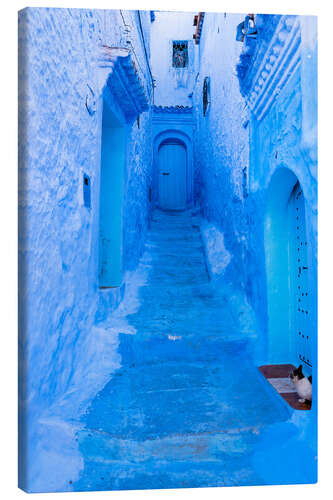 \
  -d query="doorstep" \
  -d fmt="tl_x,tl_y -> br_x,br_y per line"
259,364 -> 311,410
